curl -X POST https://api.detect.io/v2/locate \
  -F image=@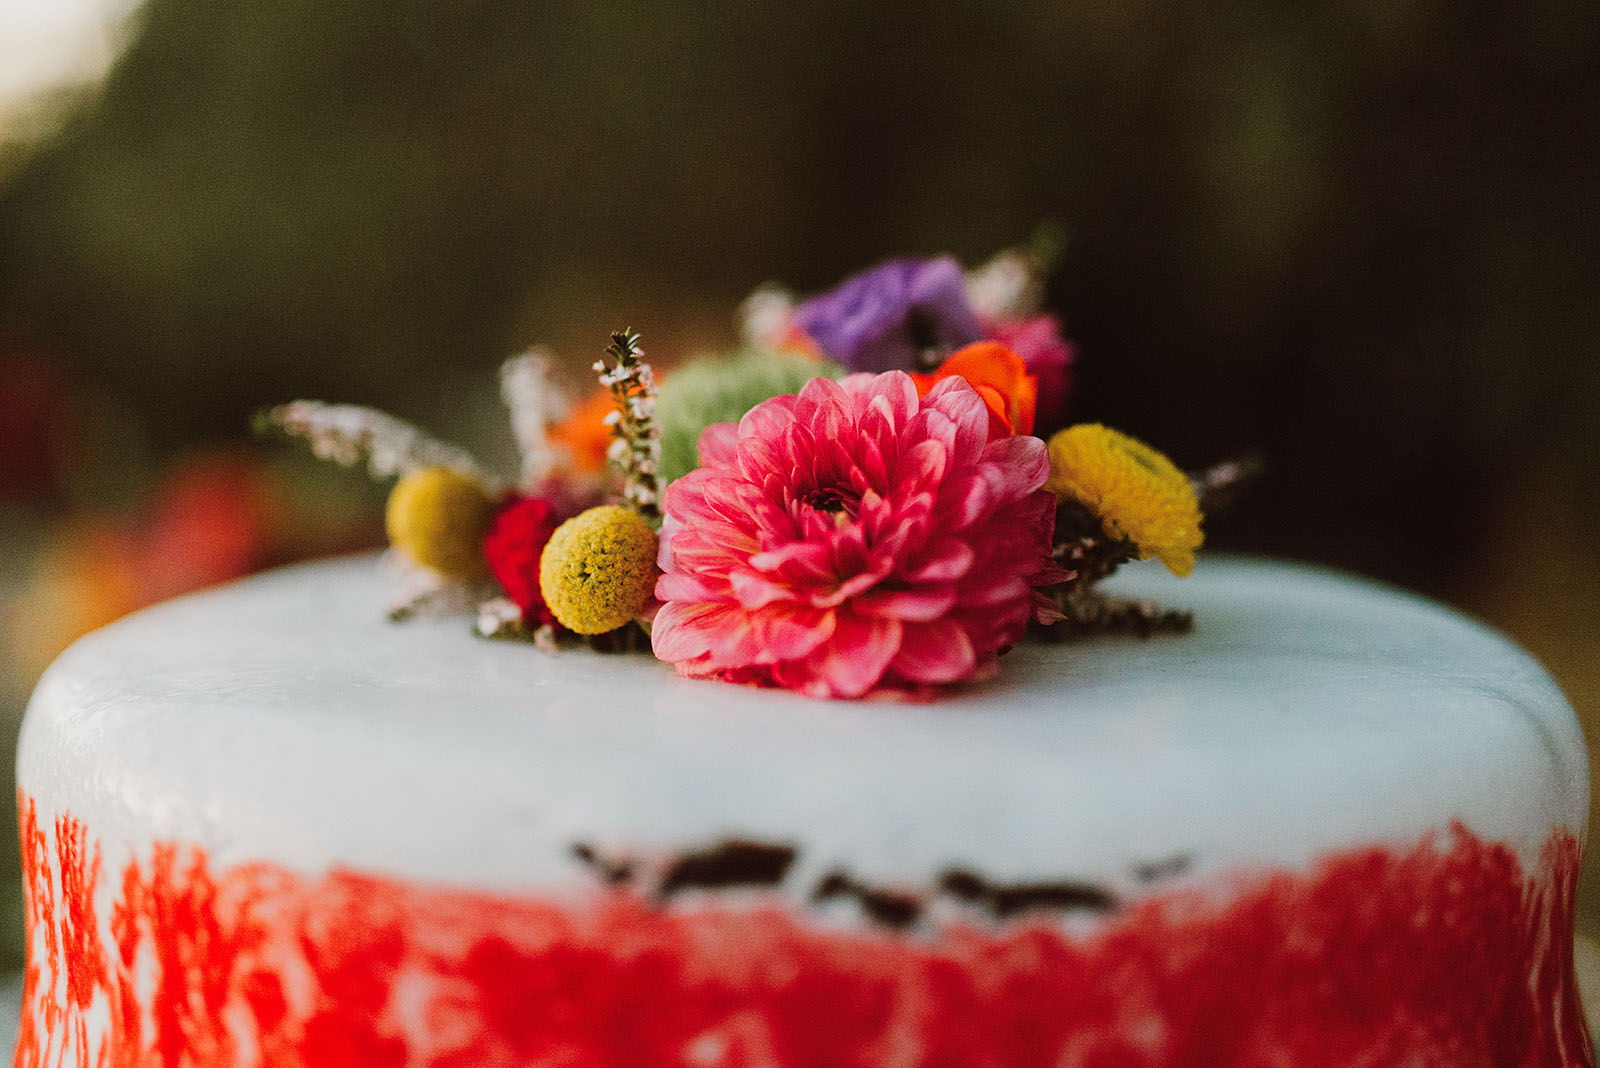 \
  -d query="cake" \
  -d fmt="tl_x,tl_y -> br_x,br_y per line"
14,552 -> 1593,1067
15,246 -> 1594,1064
